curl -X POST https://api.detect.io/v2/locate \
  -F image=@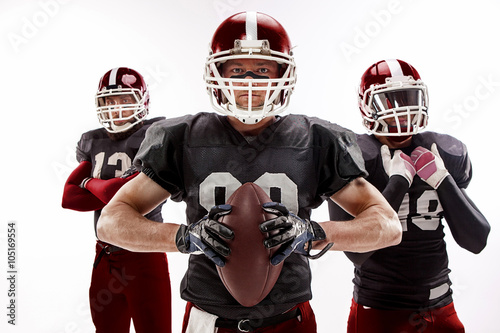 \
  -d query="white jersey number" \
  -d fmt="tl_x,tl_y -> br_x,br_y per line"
398,190 -> 443,231
93,152 -> 132,178
199,172 -> 298,213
